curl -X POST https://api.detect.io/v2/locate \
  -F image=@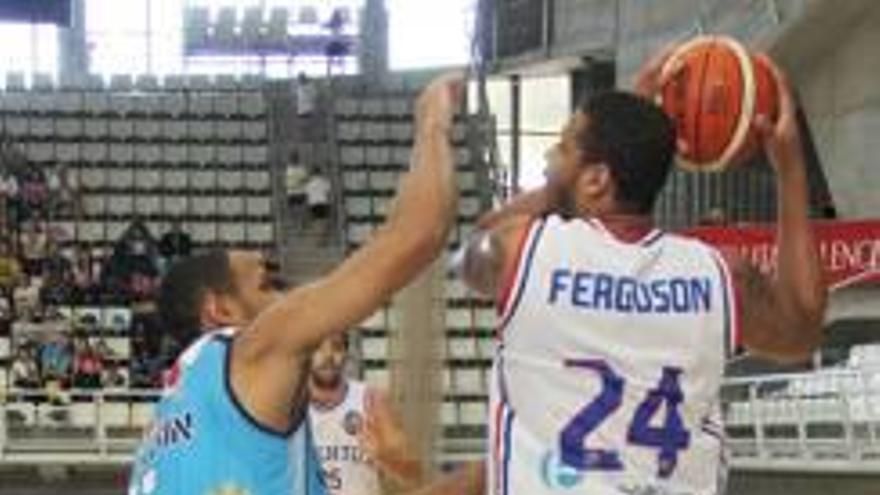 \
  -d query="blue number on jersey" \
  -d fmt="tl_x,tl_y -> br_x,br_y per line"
560,361 -> 690,477
627,367 -> 690,478
560,359 -> 625,471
